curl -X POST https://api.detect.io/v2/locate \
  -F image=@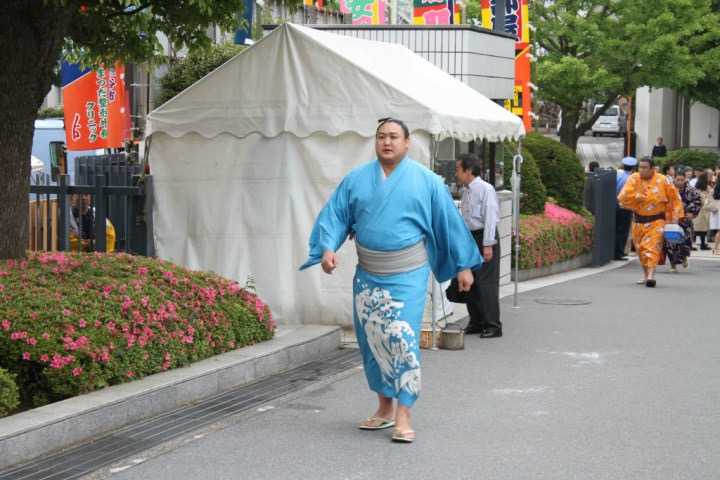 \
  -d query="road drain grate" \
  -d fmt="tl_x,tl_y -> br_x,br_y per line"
0,348 -> 361,480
